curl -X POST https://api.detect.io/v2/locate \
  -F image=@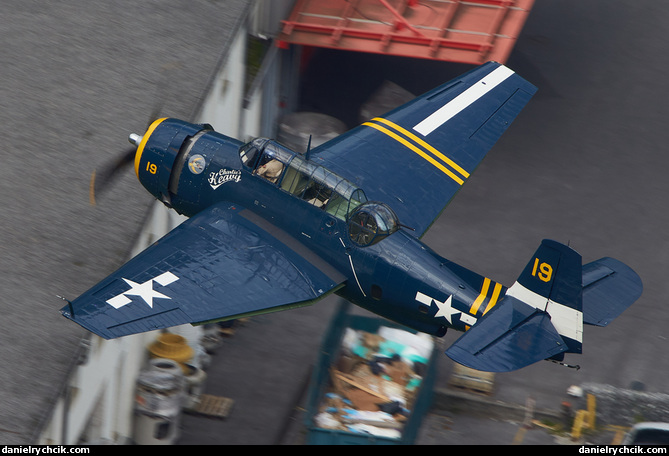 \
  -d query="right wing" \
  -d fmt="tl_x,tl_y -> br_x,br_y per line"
61,202 -> 346,339
311,61 -> 537,237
